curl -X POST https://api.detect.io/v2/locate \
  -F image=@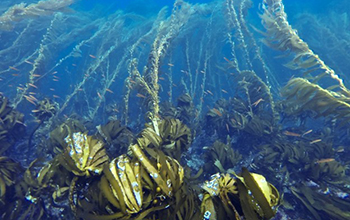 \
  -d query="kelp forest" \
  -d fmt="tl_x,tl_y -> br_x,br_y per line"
0,0 -> 350,219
